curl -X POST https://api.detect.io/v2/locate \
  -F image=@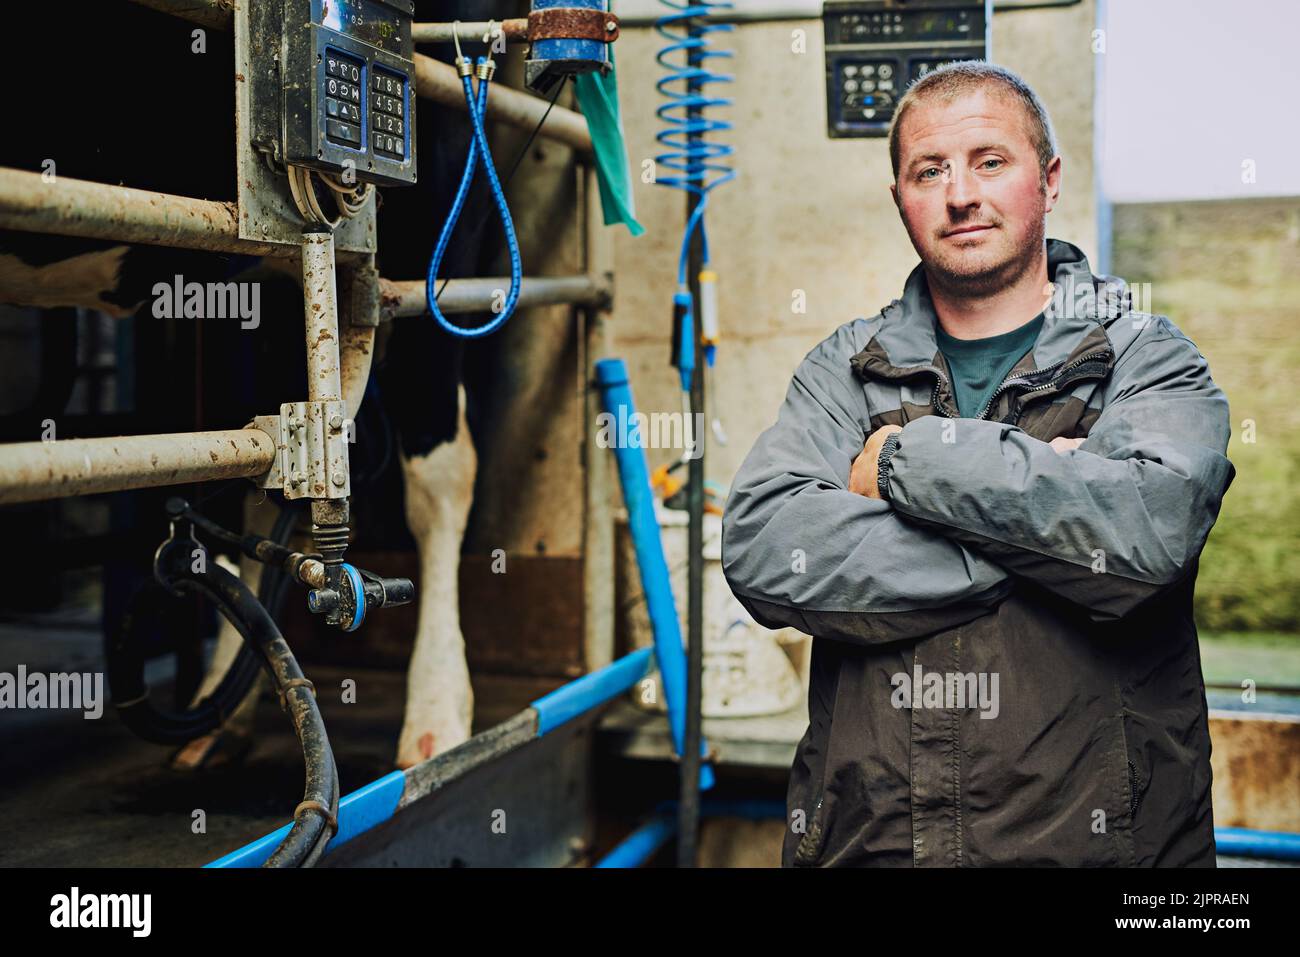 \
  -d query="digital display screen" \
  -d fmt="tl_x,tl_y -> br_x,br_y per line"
318,0 -> 404,55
